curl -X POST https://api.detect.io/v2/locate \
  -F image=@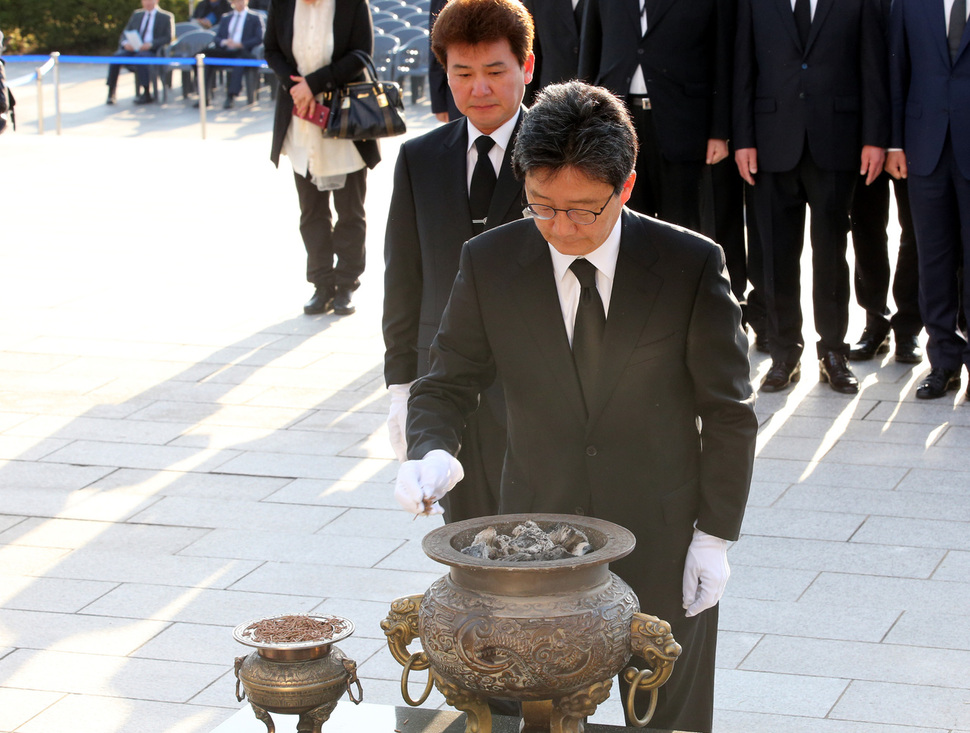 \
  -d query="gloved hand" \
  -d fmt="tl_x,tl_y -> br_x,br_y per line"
386,382 -> 413,463
394,449 -> 464,516
682,528 -> 730,618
